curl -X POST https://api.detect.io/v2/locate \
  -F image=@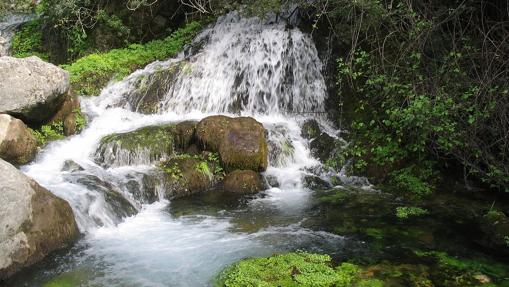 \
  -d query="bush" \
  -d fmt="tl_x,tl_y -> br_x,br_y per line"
62,21 -> 201,96
308,0 -> 509,194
